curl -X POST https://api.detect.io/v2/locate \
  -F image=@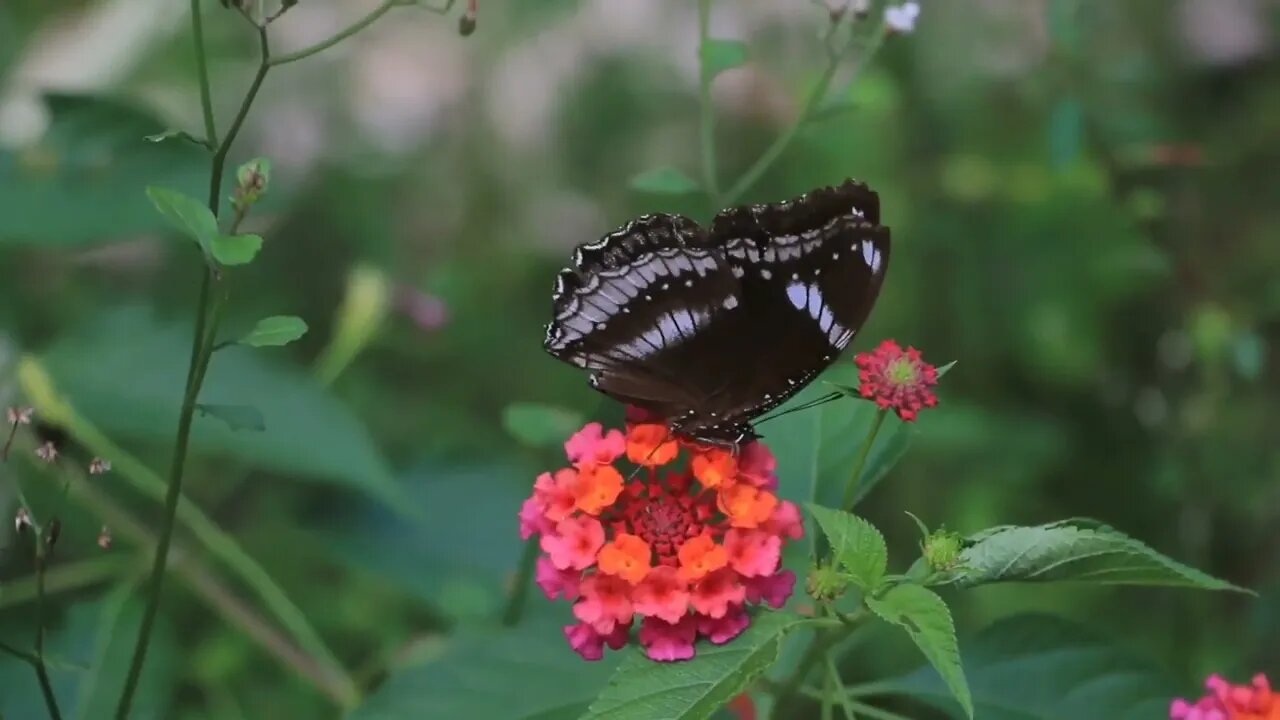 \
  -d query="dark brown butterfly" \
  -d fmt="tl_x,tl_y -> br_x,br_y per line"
544,179 -> 890,445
